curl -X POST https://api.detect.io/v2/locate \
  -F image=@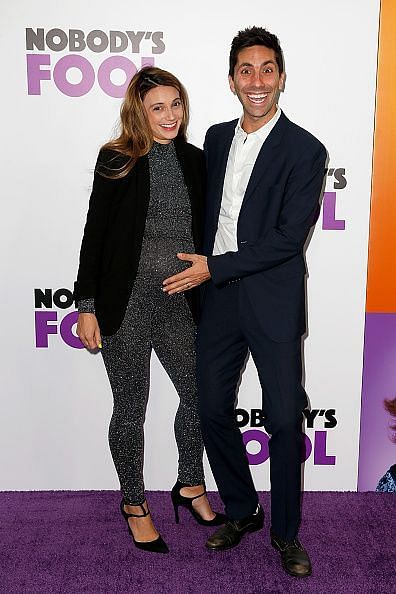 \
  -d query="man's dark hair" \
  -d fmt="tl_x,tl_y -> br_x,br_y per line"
229,26 -> 284,77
